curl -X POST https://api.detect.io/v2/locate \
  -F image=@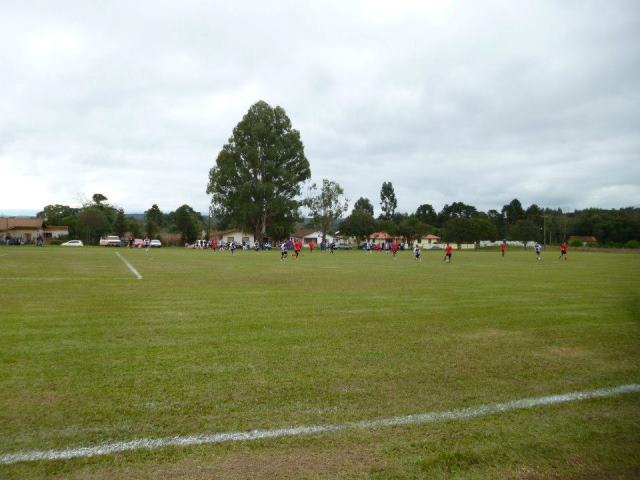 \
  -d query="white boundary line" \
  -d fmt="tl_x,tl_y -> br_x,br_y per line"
1,383 -> 637,465
115,252 -> 142,280
0,253 -> 8,257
